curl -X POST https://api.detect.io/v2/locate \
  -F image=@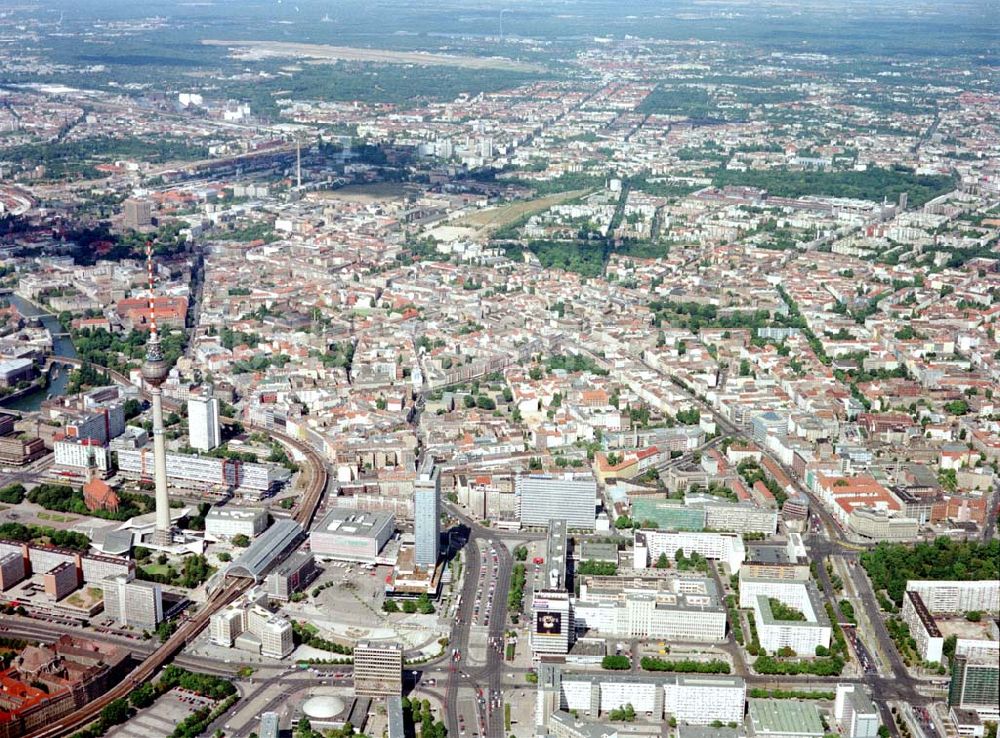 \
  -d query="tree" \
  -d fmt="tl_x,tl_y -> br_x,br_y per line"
608,703 -> 636,722
232,534 -> 251,547
100,698 -> 130,727
944,399 -> 969,416
129,682 -> 157,710
382,599 -> 400,613
417,593 -> 435,615
655,552 -> 670,569
0,483 -> 25,504
156,619 -> 177,643
601,655 -> 631,670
